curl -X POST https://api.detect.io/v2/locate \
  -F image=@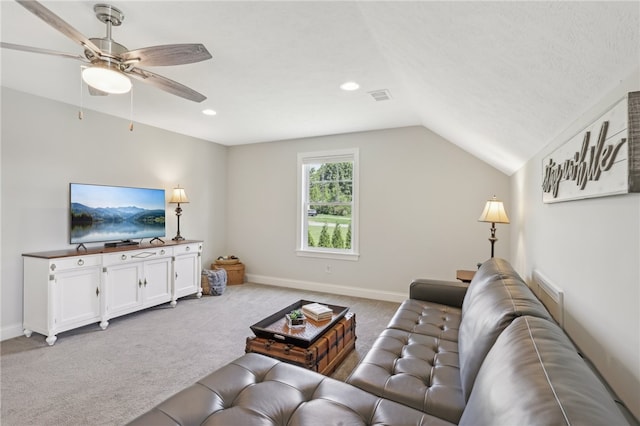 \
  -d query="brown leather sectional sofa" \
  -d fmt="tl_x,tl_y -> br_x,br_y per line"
129,258 -> 634,425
